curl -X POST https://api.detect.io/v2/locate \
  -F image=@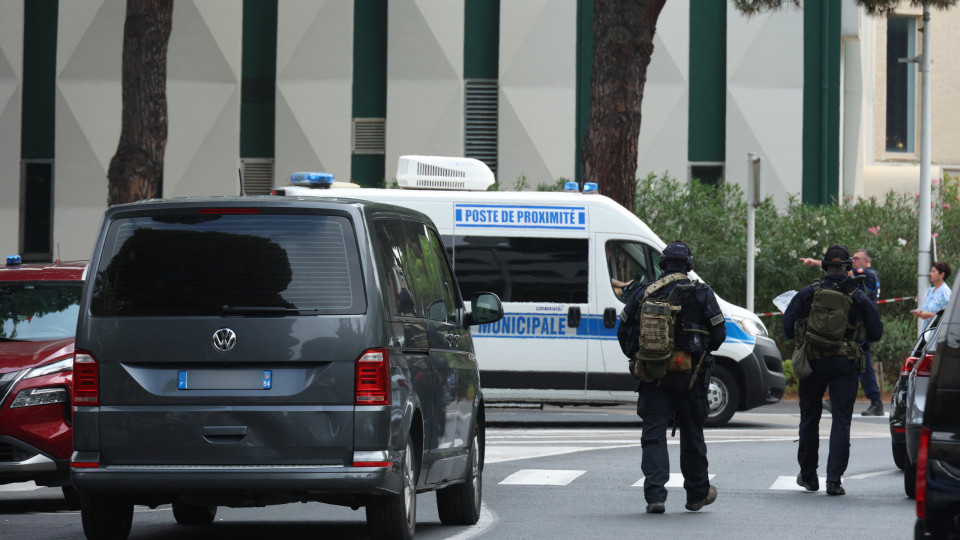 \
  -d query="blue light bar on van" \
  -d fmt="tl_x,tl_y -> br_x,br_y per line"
291,172 -> 335,188
583,182 -> 599,194
6,255 -> 21,266
564,182 -> 579,192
